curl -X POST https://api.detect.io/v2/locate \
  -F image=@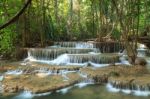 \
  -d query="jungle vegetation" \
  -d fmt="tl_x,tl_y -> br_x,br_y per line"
0,0 -> 150,64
